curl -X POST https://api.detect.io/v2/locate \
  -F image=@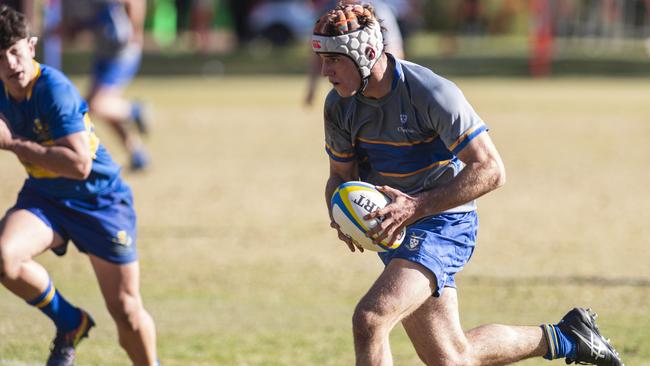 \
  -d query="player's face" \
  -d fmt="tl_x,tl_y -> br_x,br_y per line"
320,54 -> 361,97
0,38 -> 37,94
